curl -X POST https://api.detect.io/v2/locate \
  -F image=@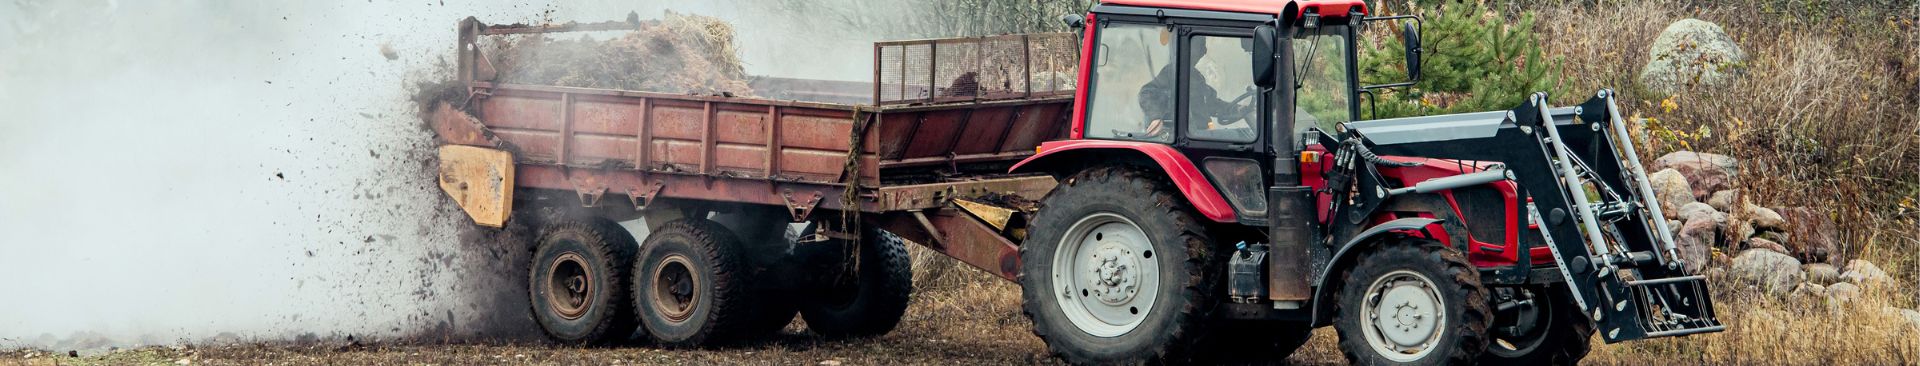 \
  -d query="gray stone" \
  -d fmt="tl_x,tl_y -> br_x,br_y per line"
1828,282 -> 1862,303
1730,249 -> 1803,294
1842,259 -> 1895,288
1675,217 -> 1719,273
1650,168 -> 1695,219
1651,151 -> 1739,200
1792,283 -> 1827,300
1744,237 -> 1789,255
1707,189 -> 1740,212
1804,263 -> 1842,285
1640,19 -> 1748,94
1746,204 -> 1786,231
1678,202 -> 1723,223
